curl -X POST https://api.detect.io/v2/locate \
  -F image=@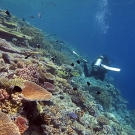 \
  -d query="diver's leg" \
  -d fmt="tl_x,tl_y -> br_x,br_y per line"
84,64 -> 90,77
